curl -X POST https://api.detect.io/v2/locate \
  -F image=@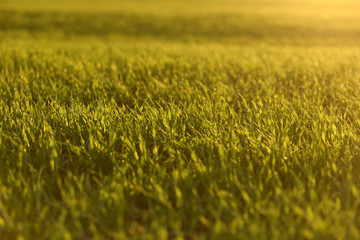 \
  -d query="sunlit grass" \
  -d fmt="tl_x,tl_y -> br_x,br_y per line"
1,0 -> 360,239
